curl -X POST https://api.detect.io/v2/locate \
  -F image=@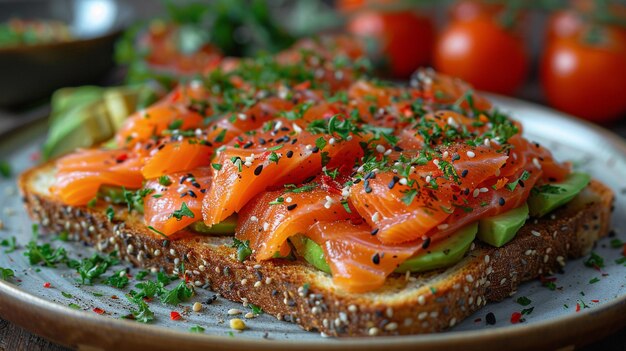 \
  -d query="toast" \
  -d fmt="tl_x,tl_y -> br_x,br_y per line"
19,161 -> 614,337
